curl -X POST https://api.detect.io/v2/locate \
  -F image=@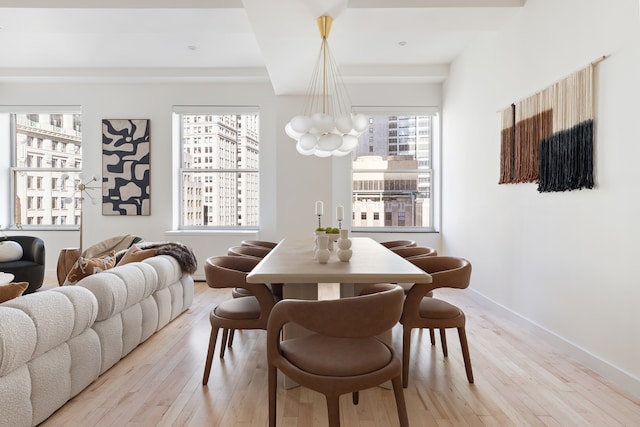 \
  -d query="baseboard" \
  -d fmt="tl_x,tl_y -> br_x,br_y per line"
467,288 -> 640,398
